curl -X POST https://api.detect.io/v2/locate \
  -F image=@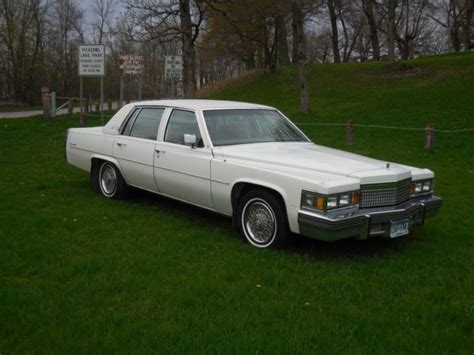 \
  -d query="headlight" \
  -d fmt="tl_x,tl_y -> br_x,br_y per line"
415,182 -> 422,193
410,179 -> 434,196
422,180 -> 432,192
327,196 -> 338,209
301,190 -> 360,212
338,194 -> 351,207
